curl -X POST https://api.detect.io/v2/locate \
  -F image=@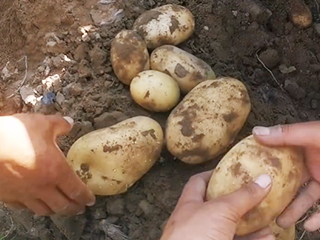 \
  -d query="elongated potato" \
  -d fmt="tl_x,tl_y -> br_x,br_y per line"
150,45 -> 216,93
166,77 -> 251,164
271,222 -> 295,240
66,116 -> 164,196
130,70 -> 181,112
206,135 -> 304,236
111,30 -> 150,85
133,4 -> 195,49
